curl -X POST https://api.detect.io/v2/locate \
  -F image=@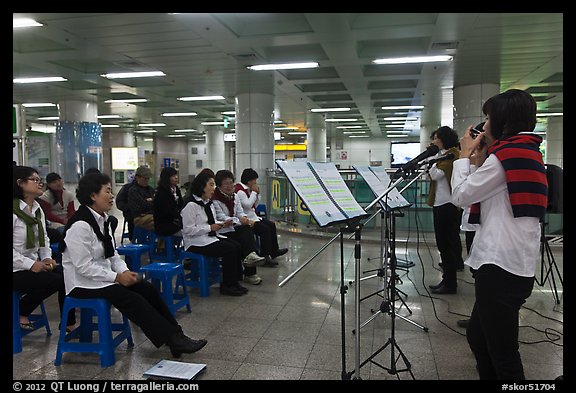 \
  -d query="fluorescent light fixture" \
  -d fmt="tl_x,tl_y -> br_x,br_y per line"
100,124 -> 120,128
247,62 -> 318,71
162,112 -> 197,117
29,122 -> 56,134
13,18 -> 43,28
387,134 -> 409,138
373,55 -> 452,65
101,71 -> 165,79
138,123 -> 166,127
221,111 -> 236,115
201,121 -> 226,126
383,117 -> 418,121
348,135 -> 369,138
310,108 -> 350,113
325,118 -> 358,122
343,131 -> 366,134
97,115 -> 122,119
274,127 -> 299,130
536,113 -> 563,117
105,99 -> 148,103
274,120 -> 284,124
14,77 -> 67,83
175,129 -> 198,132
336,125 -> 362,129
178,96 -> 225,101
134,130 -> 157,133
288,132 -> 307,136
167,134 -> 186,138
37,116 -> 59,121
22,103 -> 56,108
381,105 -> 424,110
